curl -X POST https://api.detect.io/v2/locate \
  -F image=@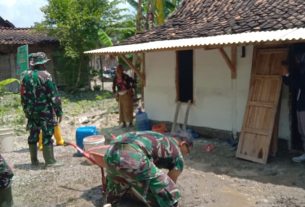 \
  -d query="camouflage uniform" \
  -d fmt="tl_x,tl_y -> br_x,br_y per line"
20,62 -> 62,146
20,52 -> 63,167
104,131 -> 183,207
0,154 -> 14,206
